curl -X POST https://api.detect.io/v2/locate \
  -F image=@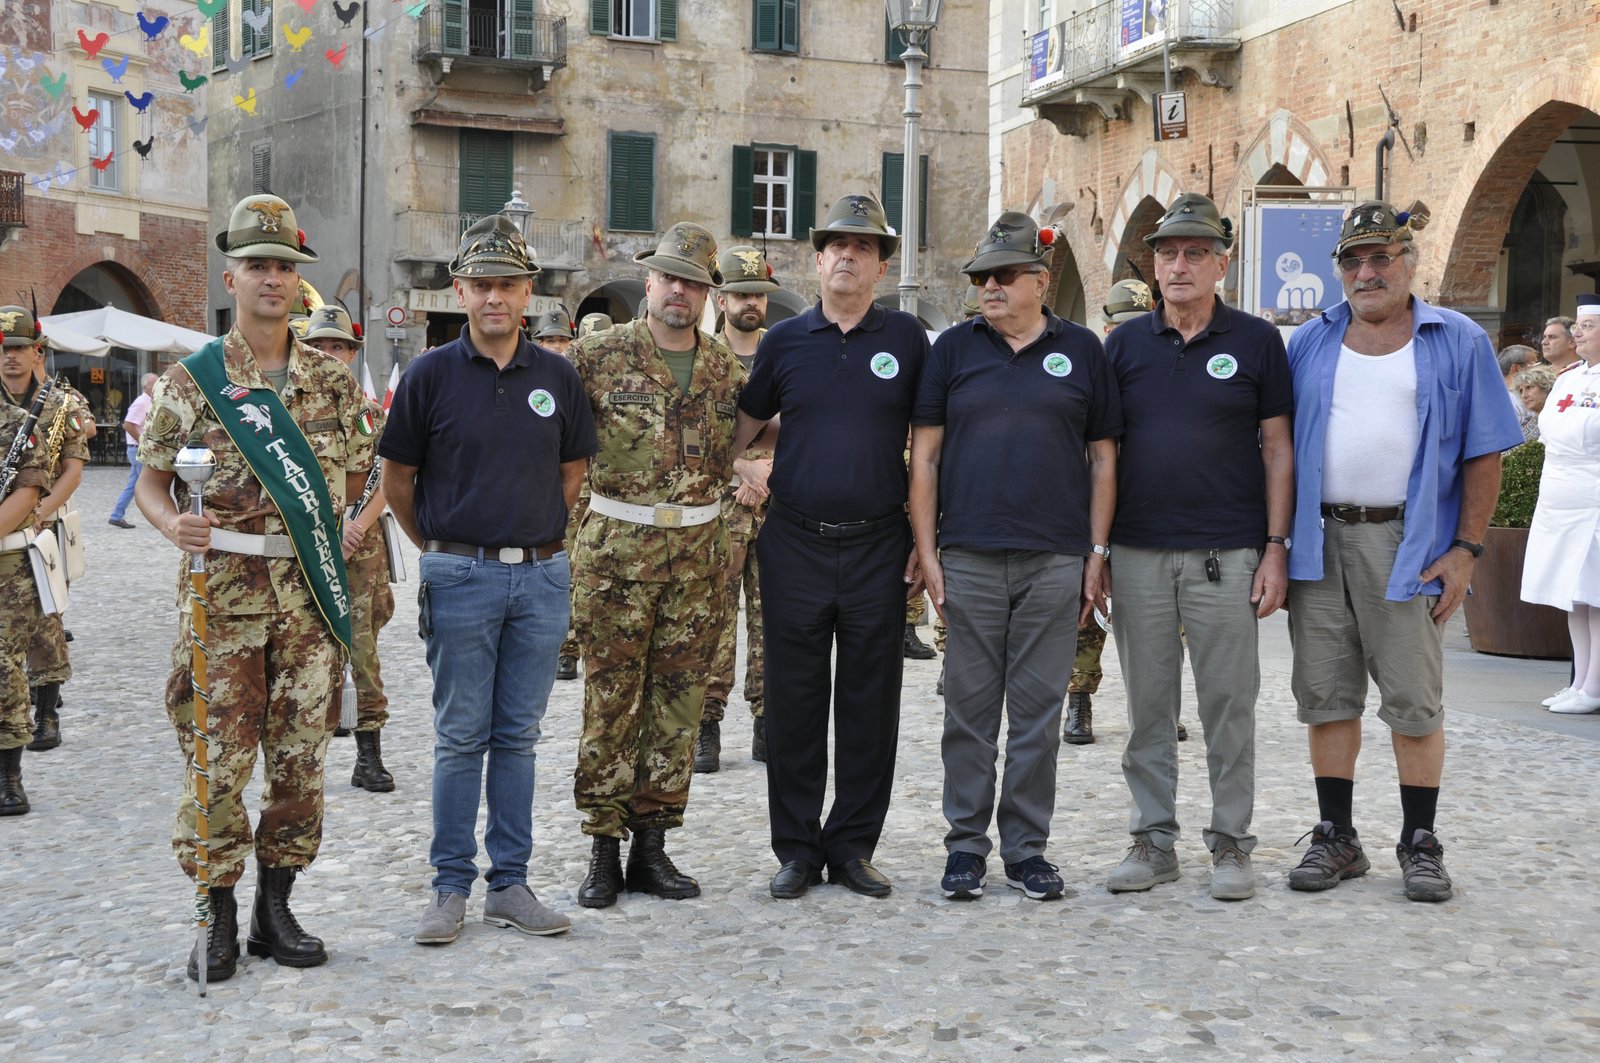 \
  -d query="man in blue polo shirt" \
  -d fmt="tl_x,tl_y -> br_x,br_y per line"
732,192 -> 928,900
381,215 -> 597,945
911,211 -> 1121,901
1283,201 -> 1521,903
1104,192 -> 1294,902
